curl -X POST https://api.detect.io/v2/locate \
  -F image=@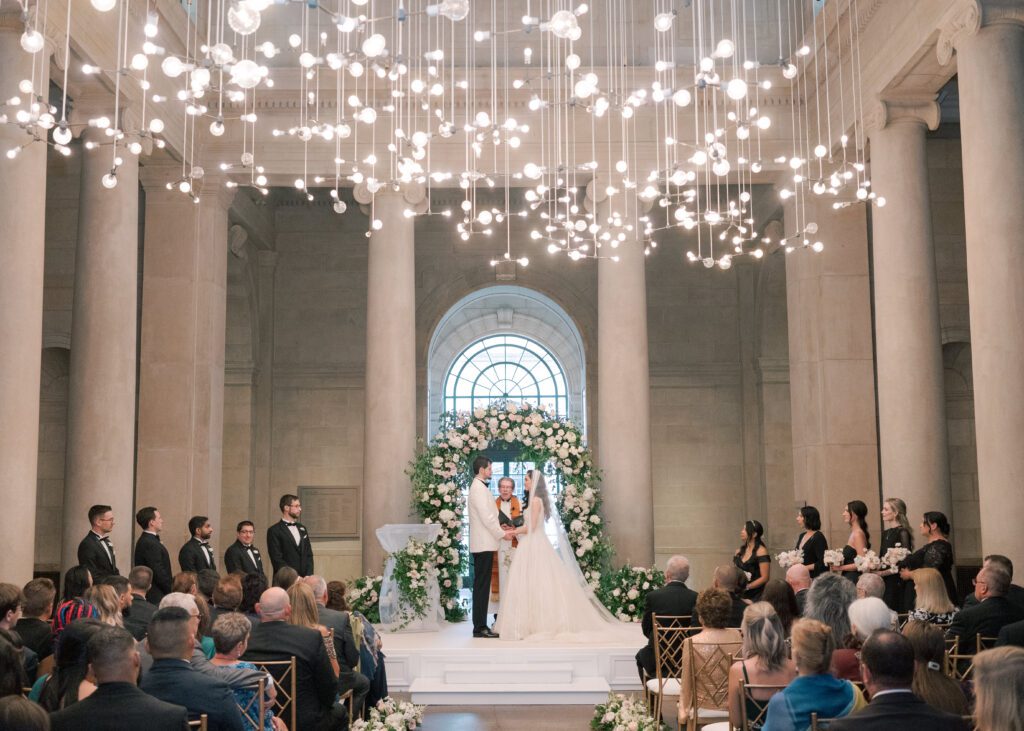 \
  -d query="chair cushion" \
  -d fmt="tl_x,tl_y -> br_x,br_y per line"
645,677 -> 681,696
701,723 -> 731,731
695,707 -> 729,719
